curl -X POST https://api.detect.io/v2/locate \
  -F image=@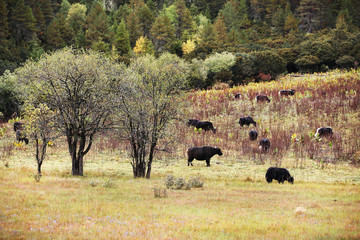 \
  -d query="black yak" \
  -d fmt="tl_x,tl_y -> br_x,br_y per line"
265,167 -> 294,184
249,130 -> 258,141
187,119 -> 216,133
315,127 -> 333,138
16,130 -> 29,144
239,117 -> 256,127
13,122 -> 24,132
234,93 -> 242,99
187,146 -> 223,167
279,89 -> 295,96
259,138 -> 270,151
256,94 -> 270,102
13,122 -> 29,144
